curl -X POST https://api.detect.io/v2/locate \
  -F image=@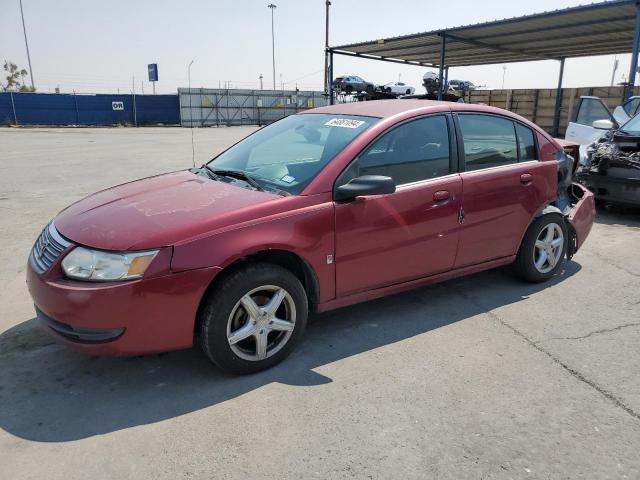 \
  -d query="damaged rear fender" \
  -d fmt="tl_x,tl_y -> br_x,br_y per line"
565,183 -> 596,258
532,184 -> 595,260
